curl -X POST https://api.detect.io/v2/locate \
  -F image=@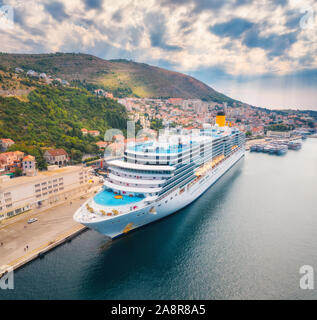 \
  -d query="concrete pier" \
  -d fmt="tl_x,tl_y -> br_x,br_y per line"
0,189 -> 99,276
